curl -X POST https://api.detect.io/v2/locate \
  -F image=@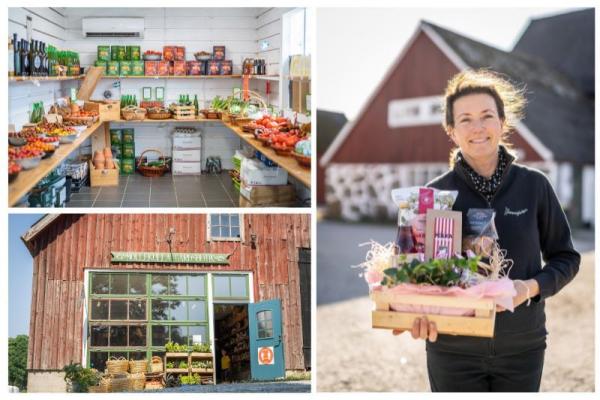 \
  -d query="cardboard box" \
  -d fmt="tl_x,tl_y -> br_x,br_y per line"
173,149 -> 201,162
241,158 -> 288,186
163,46 -> 176,61
187,61 -> 201,76
175,46 -> 186,61
424,209 -> 462,260
89,160 -> 119,187
173,61 -> 187,76
220,60 -> 232,75
158,61 -> 170,76
291,80 -> 310,114
213,45 -> 225,61
172,135 -> 201,149
173,161 -> 201,175
84,100 -> 121,122
239,183 -> 296,207
145,61 -> 159,76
